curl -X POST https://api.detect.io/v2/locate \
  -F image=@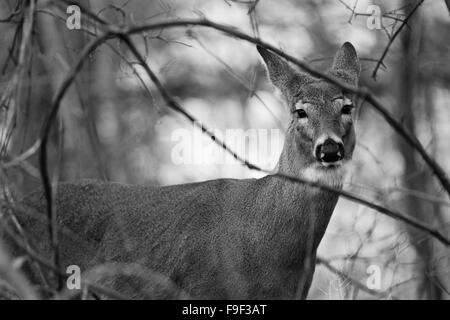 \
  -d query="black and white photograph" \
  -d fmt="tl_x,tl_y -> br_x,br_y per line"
0,0 -> 449,306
